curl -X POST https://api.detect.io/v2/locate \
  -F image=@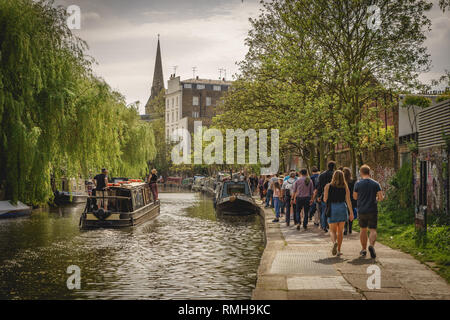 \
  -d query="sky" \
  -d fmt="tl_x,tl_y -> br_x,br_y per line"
53,0 -> 450,114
